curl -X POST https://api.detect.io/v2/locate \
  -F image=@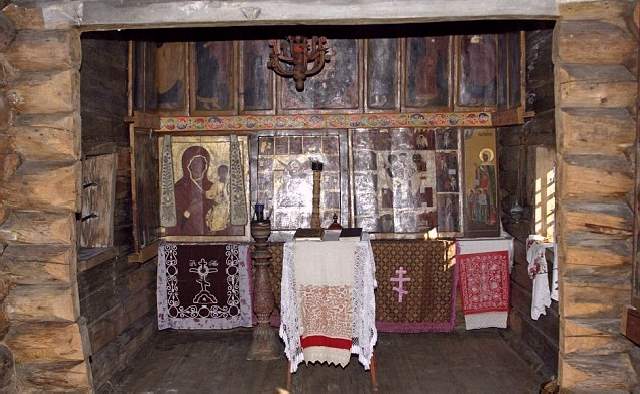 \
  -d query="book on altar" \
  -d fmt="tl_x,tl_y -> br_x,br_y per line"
340,228 -> 363,238
322,229 -> 341,241
293,228 -> 324,240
